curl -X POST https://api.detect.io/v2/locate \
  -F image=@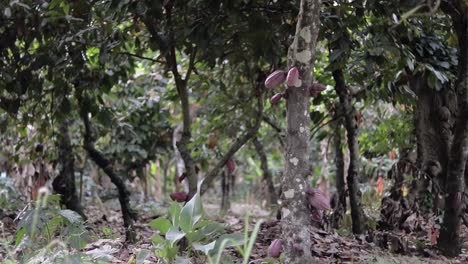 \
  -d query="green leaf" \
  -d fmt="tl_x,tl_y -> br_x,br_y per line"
58,209 -> 83,224
179,180 -> 204,233
15,227 -> 26,246
136,249 -> 150,264
152,233 -> 165,245
192,241 -> 216,255
189,222 -> 224,242
210,233 -> 245,257
169,202 -> 182,227
166,226 -> 185,245
148,217 -> 172,235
